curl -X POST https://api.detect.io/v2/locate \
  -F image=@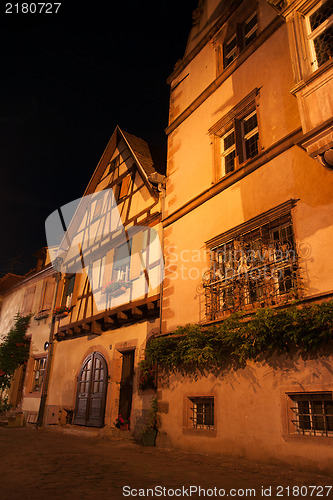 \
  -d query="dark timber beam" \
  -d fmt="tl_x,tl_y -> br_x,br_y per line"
132,306 -> 143,318
104,316 -> 115,328
92,321 -> 102,335
81,323 -> 90,334
117,311 -> 128,323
